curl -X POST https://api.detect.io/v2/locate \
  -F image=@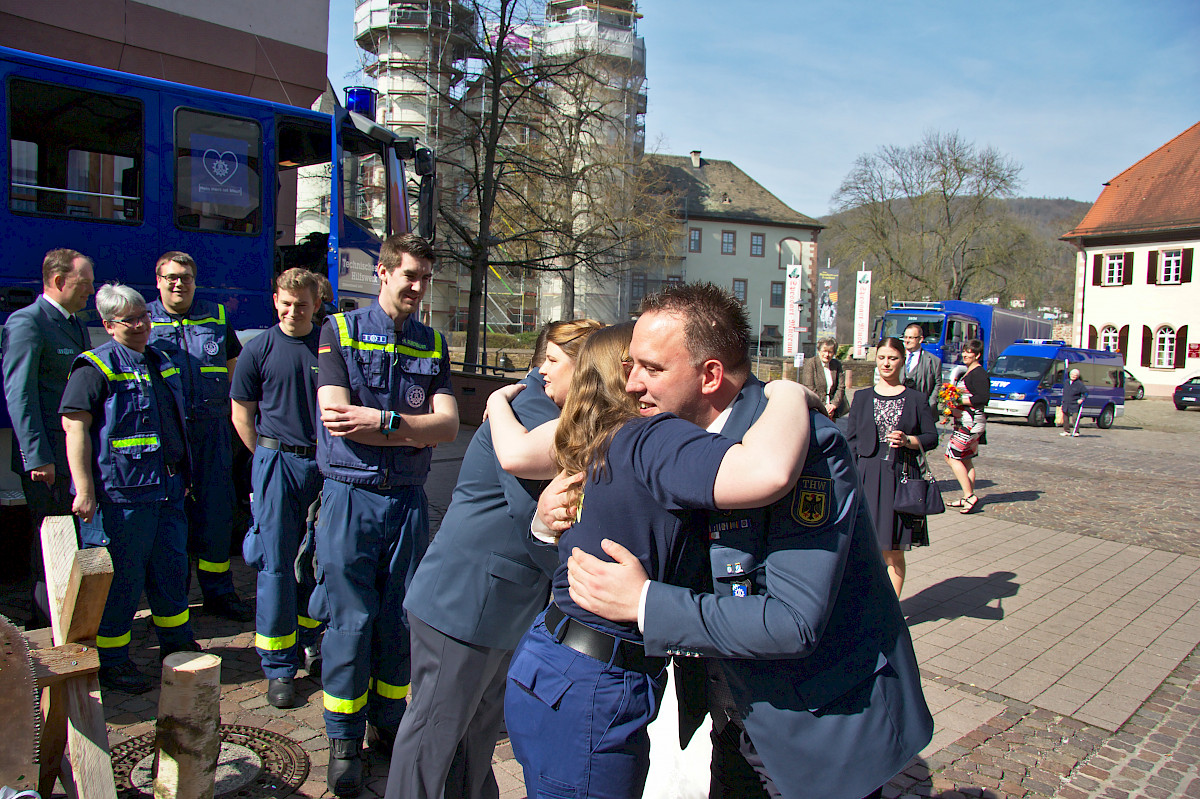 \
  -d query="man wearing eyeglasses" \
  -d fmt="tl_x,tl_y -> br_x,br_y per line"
147,252 -> 250,622
2,248 -> 94,629
902,323 -> 942,409
60,282 -> 198,693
